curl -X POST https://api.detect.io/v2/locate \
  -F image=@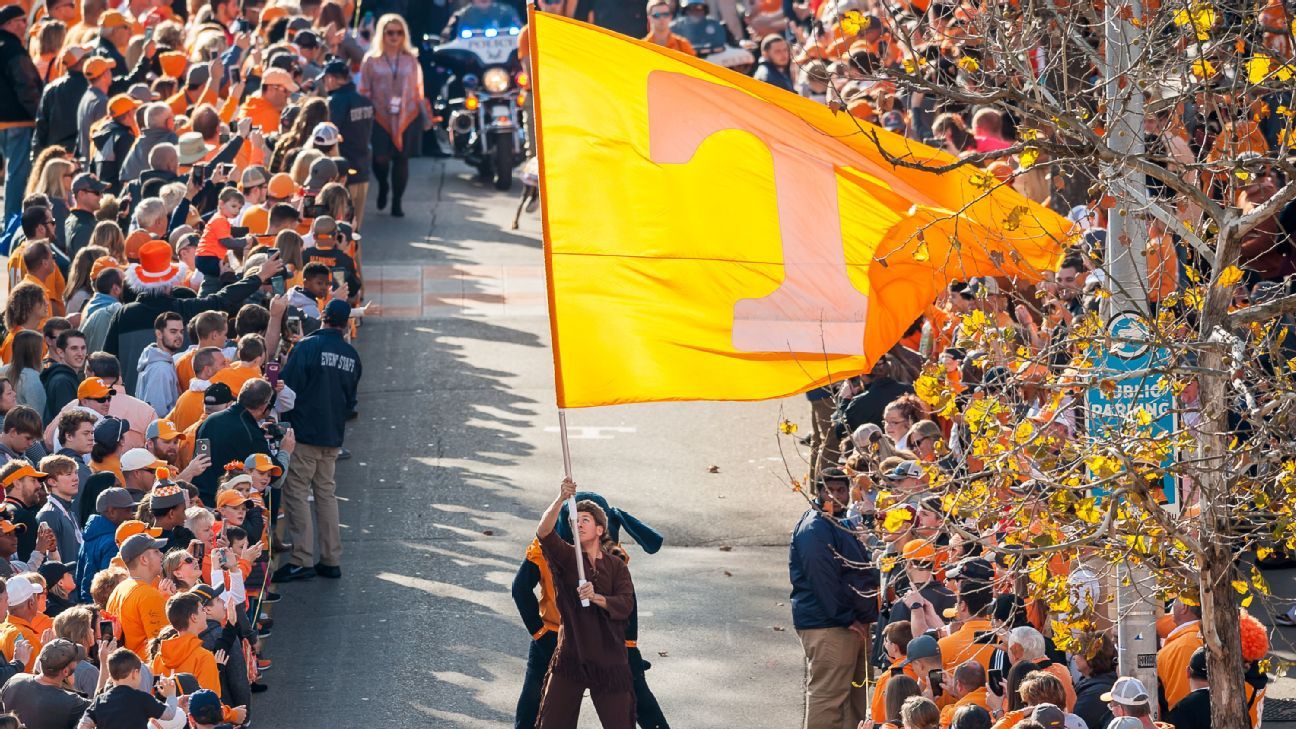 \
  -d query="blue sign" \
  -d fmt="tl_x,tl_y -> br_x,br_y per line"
1084,311 -> 1177,509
